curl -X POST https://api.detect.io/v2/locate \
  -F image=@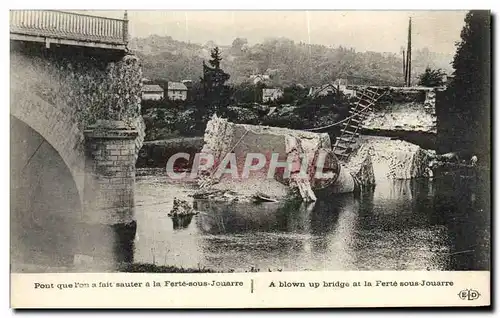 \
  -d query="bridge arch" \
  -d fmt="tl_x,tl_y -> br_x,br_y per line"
10,84 -> 86,205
